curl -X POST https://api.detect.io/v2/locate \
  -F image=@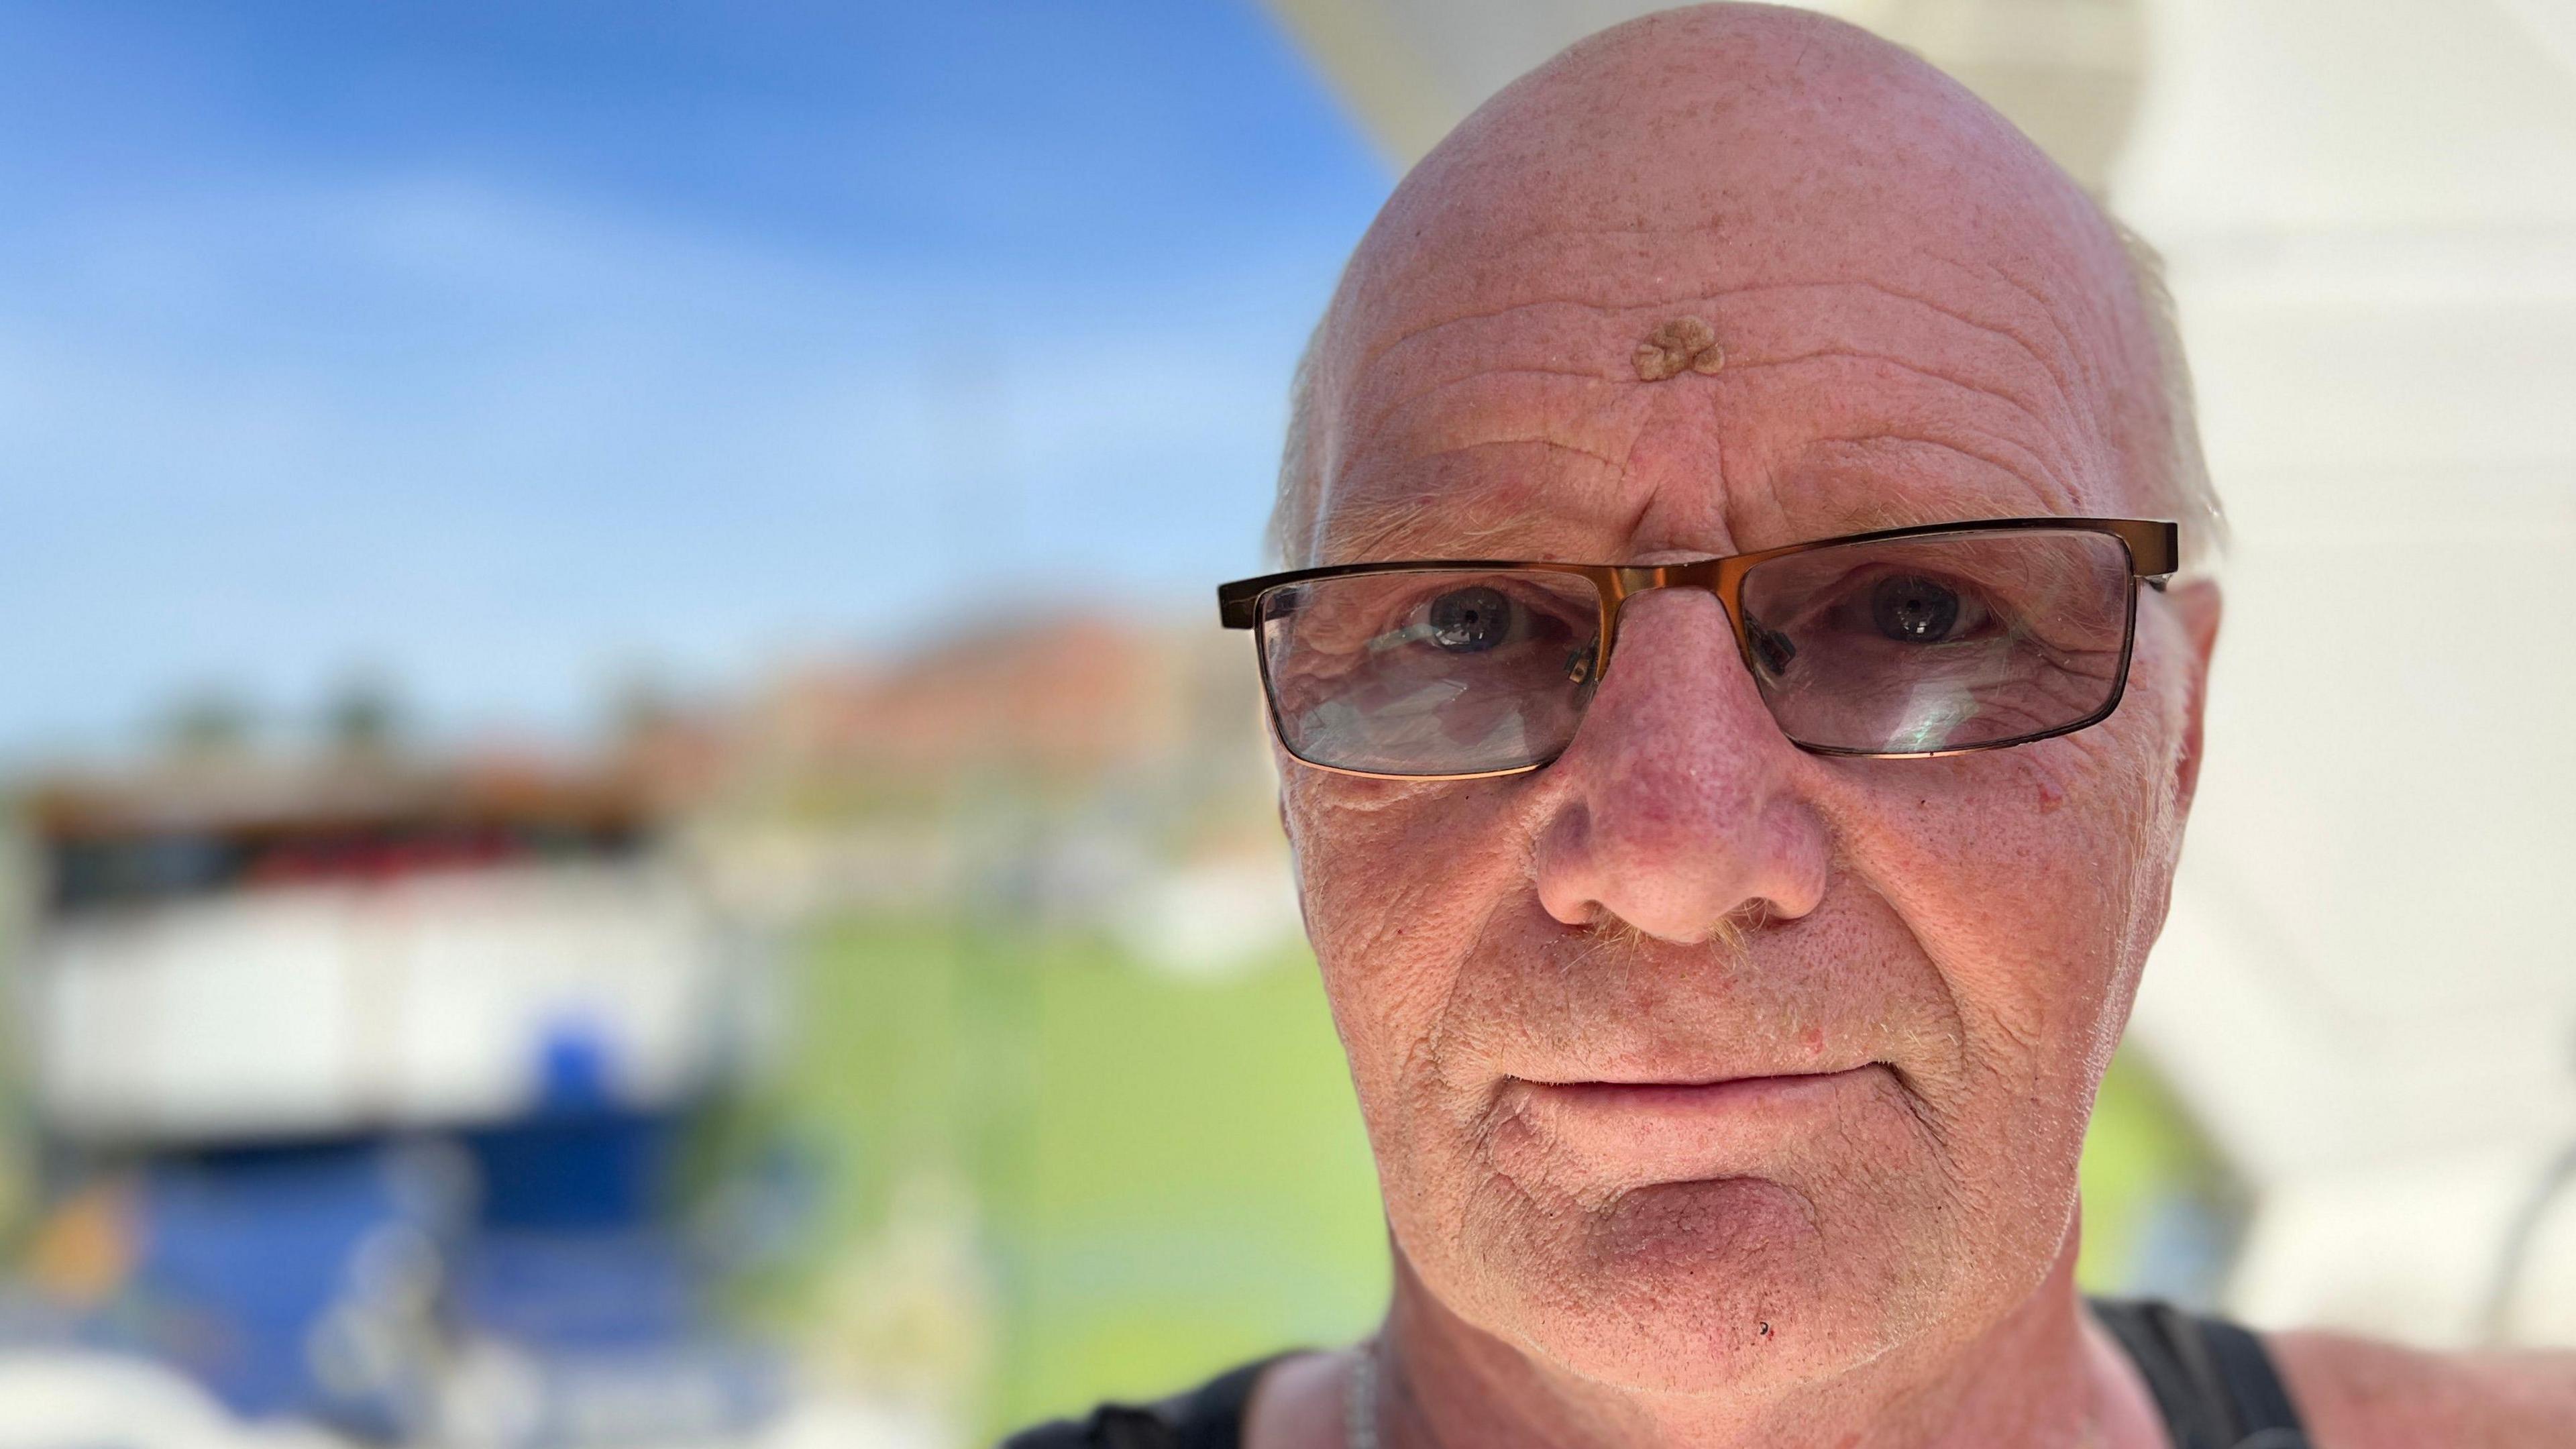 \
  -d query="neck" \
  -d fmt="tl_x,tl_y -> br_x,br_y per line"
1367,1228 -> 2159,1449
